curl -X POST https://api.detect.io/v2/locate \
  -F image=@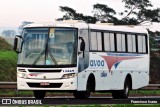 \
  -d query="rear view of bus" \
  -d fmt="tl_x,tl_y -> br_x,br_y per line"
14,22 -> 79,98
